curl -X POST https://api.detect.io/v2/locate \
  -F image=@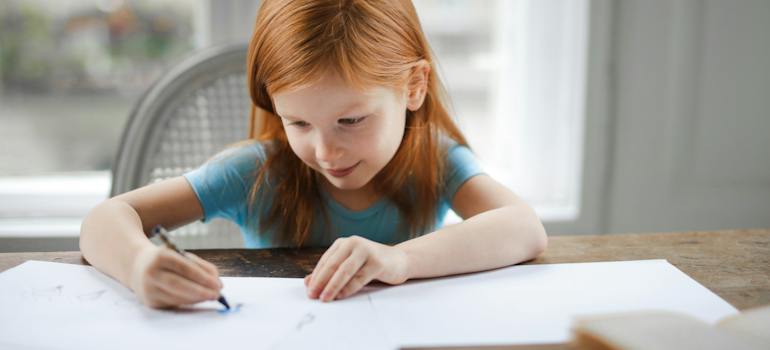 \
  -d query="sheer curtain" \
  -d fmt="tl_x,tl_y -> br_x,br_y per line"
488,0 -> 588,222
